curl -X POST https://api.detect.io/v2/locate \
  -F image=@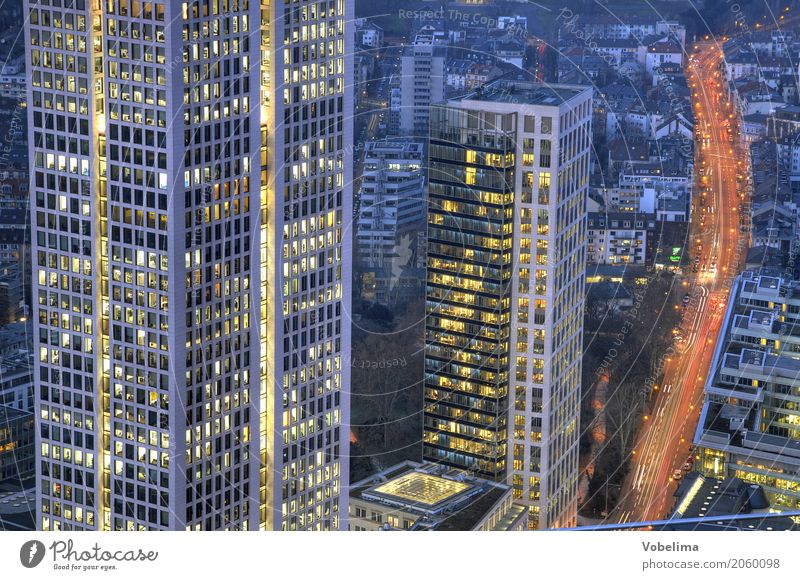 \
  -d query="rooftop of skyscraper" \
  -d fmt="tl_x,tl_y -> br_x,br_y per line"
349,461 -> 527,531
461,79 -> 587,107
662,472 -> 799,531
